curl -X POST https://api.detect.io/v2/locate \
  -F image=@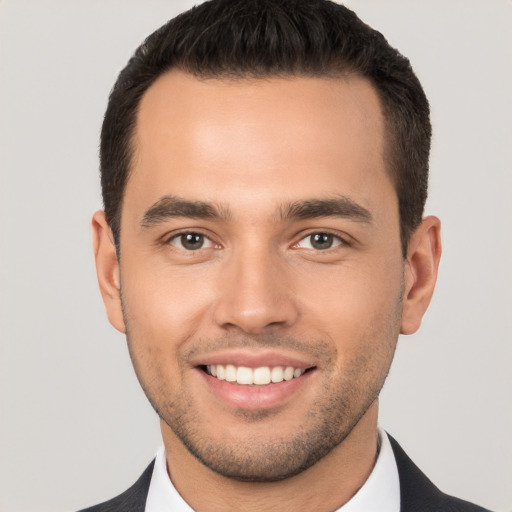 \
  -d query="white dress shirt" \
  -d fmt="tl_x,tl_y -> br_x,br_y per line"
145,428 -> 400,512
